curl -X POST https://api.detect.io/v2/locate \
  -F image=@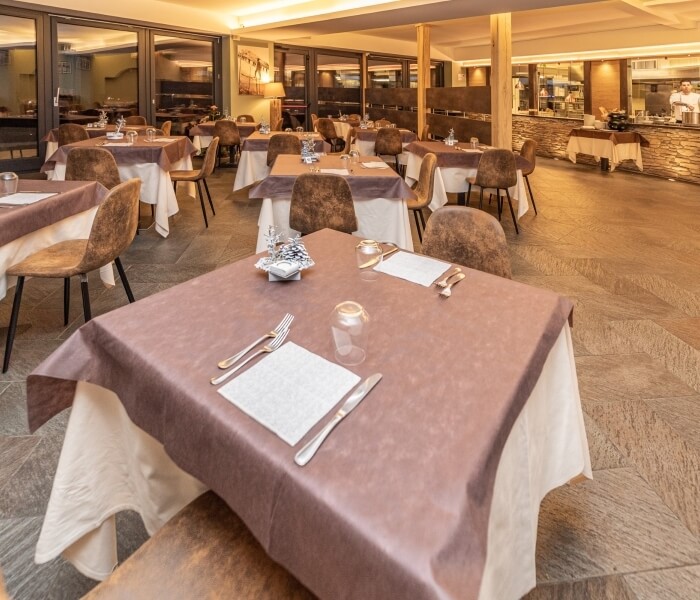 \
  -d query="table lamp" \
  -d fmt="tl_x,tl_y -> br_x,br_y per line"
264,82 -> 286,129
